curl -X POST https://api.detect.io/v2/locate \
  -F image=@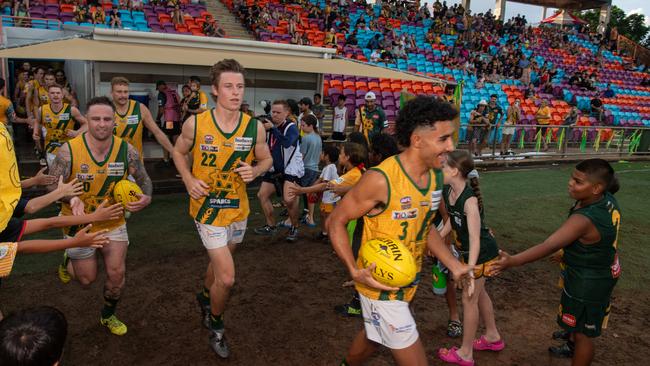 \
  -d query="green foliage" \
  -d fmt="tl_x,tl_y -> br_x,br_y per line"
579,5 -> 649,44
